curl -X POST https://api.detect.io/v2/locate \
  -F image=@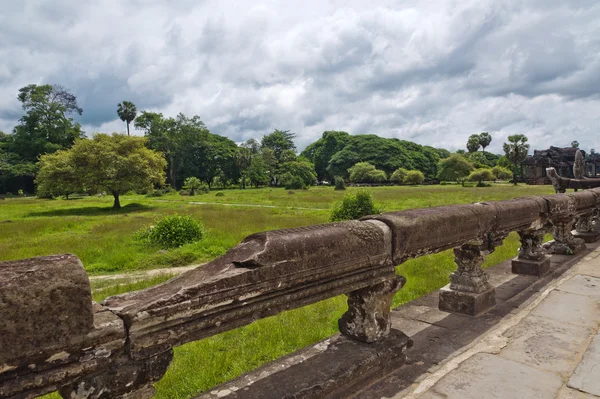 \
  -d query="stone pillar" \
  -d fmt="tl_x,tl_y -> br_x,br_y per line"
338,275 -> 406,343
512,228 -> 551,277
573,212 -> 600,243
439,240 -> 495,316
59,350 -> 173,399
549,215 -> 585,255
